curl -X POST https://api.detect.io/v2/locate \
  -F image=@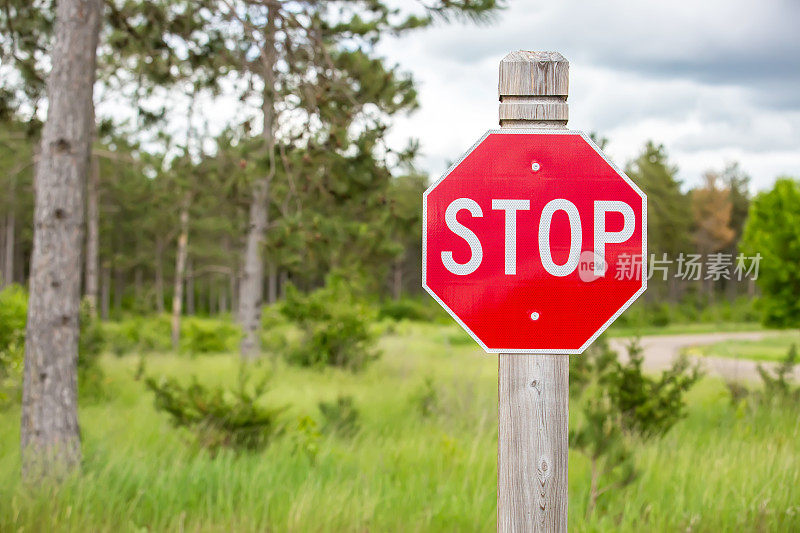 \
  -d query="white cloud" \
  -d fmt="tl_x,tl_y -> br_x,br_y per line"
377,0 -> 800,190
